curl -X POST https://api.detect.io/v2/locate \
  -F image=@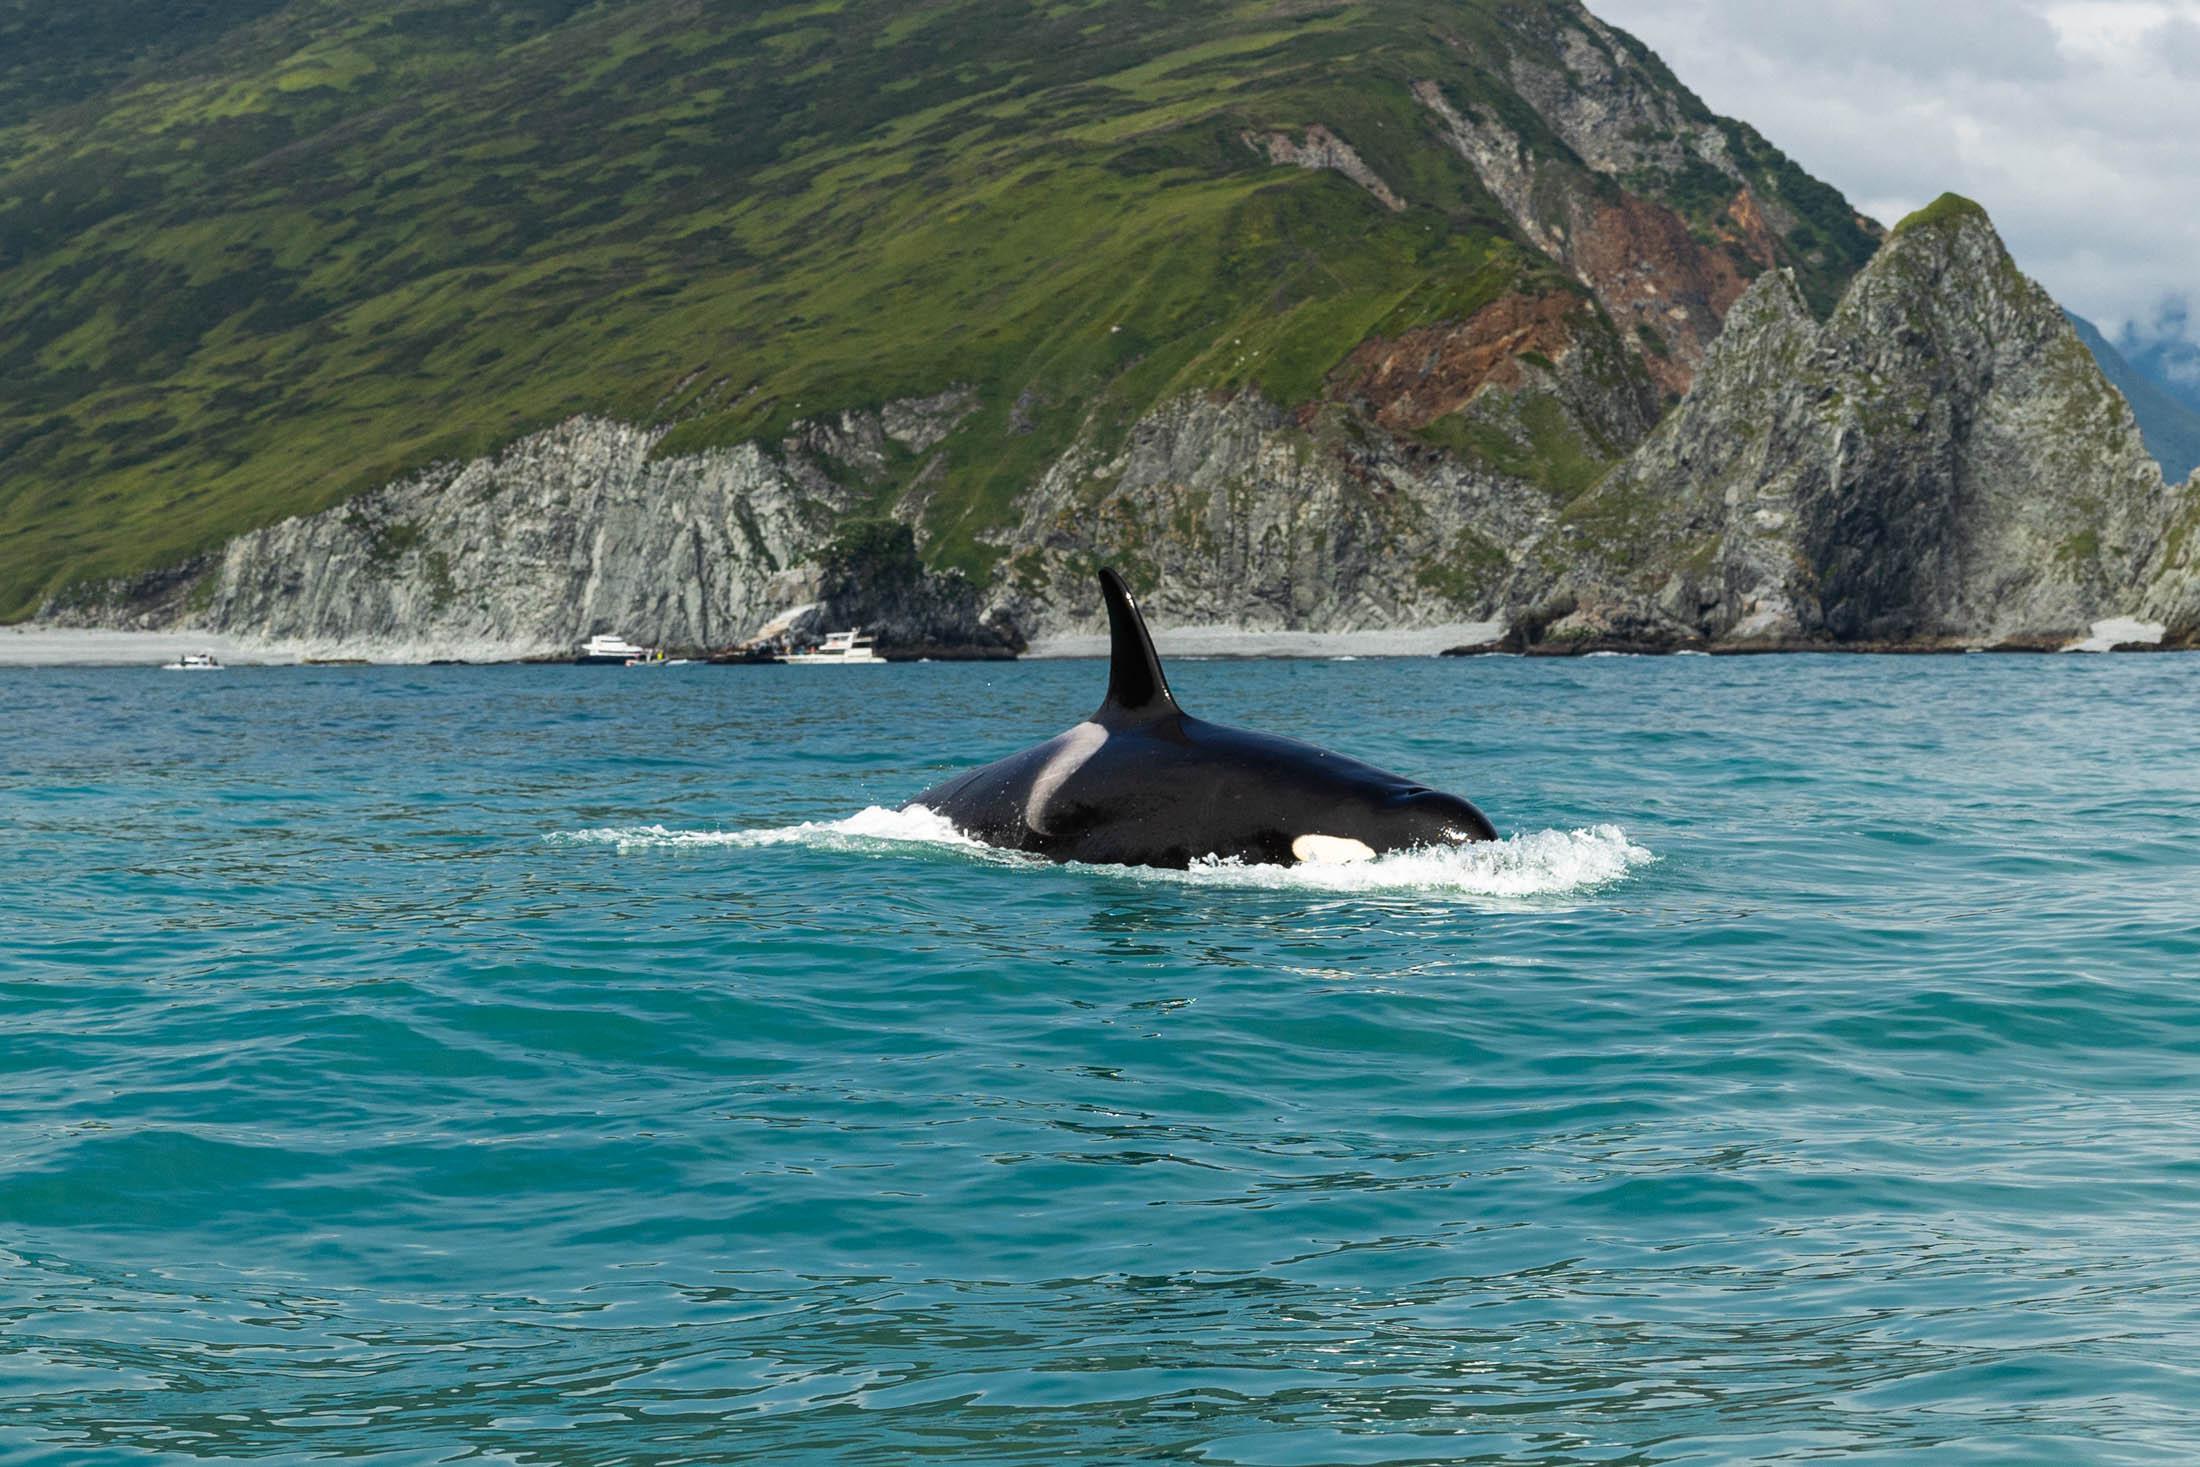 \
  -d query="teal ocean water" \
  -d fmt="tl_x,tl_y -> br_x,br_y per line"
4,655 -> 2198,1464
